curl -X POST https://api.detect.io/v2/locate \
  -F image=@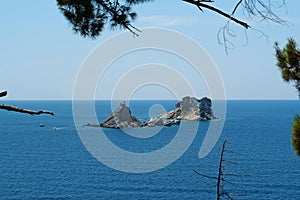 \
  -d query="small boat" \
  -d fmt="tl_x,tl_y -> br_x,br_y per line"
39,123 -> 45,127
